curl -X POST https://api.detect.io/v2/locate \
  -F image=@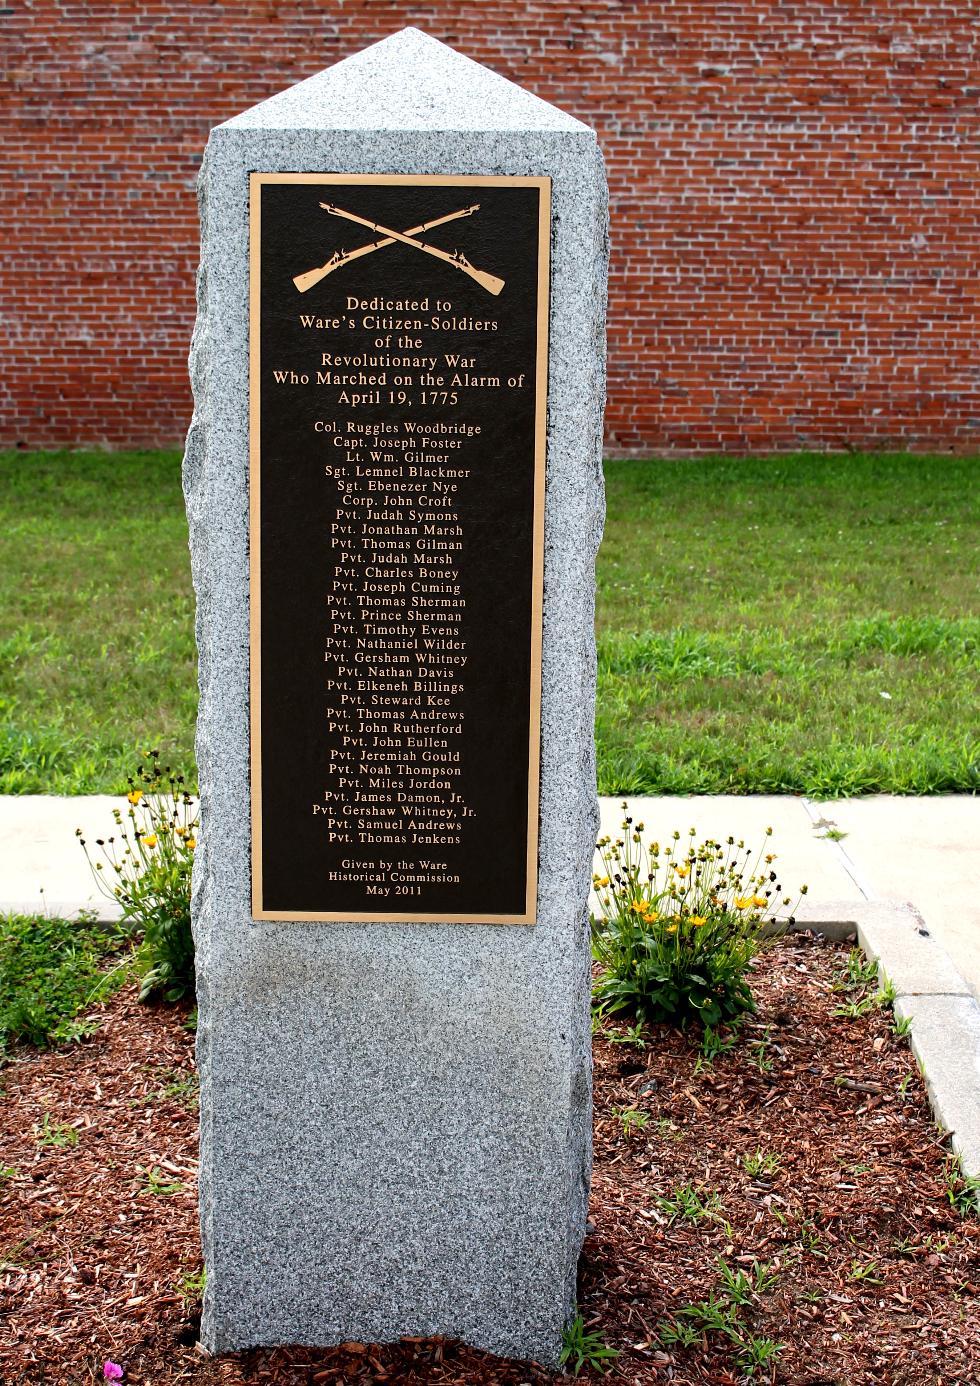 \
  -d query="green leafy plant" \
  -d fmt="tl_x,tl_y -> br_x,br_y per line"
943,1157 -> 980,1218
655,1117 -> 682,1141
876,976 -> 897,1007
55,1015 -> 103,1044
747,1027 -> 776,1073
559,1313 -> 619,1376
699,1023 -> 741,1063
715,1262 -> 755,1308
834,949 -> 878,992
743,1149 -> 781,1179
34,1112 -> 78,1149
832,949 -> 898,1021
591,809 -> 806,1028
177,1264 -> 207,1308
140,1164 -> 184,1197
141,1067 -> 199,1109
612,1105 -> 649,1139
892,1014 -> 913,1039
658,1258 -> 783,1378
0,909 -> 131,1053
736,1335 -> 784,1376
656,1183 -> 725,1226
716,1258 -> 779,1305
657,1316 -> 702,1348
606,1020 -> 647,1050
675,1292 -> 742,1340
833,995 -> 876,1019
78,750 -> 197,1002
799,1219 -> 825,1257
750,1261 -> 779,1295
